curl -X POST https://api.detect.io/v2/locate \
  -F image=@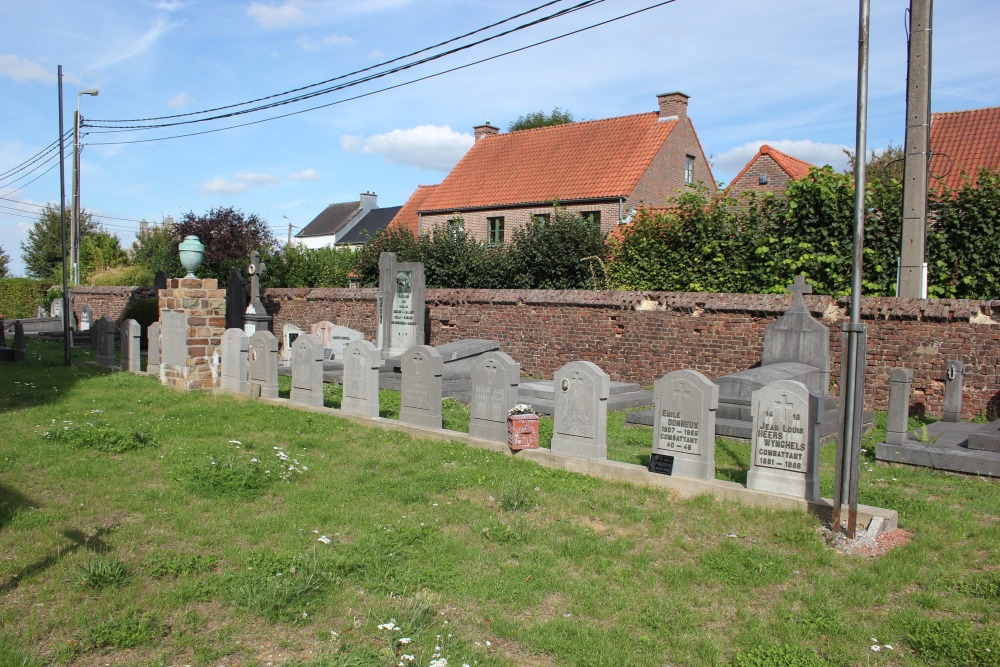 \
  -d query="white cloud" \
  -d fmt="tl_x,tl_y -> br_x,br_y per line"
367,48 -> 384,61
247,1 -> 308,28
236,172 -> 279,186
168,92 -> 195,109
714,140 -> 850,179
297,34 -> 355,51
0,55 -> 53,84
92,16 -> 179,68
152,0 -> 188,10
200,171 -> 281,194
340,125 -> 473,172
289,168 -> 319,181
201,178 -> 247,195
